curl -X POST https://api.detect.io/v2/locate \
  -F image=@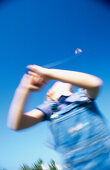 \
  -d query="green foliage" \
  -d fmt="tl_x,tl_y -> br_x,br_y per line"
20,164 -> 32,170
20,159 -> 43,170
48,160 -> 58,170
20,159 -> 58,170
32,159 -> 43,170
